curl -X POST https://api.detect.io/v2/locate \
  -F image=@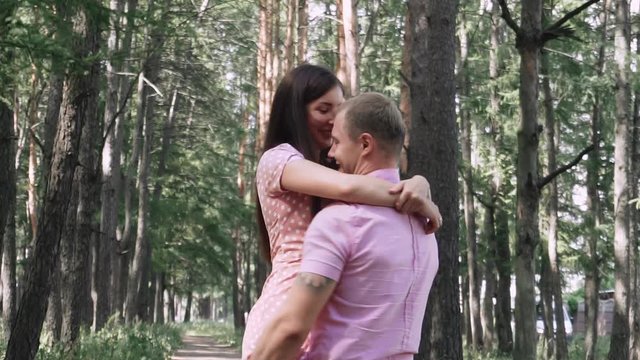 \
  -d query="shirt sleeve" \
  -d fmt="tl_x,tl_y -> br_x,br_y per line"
256,144 -> 304,197
299,205 -> 352,282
